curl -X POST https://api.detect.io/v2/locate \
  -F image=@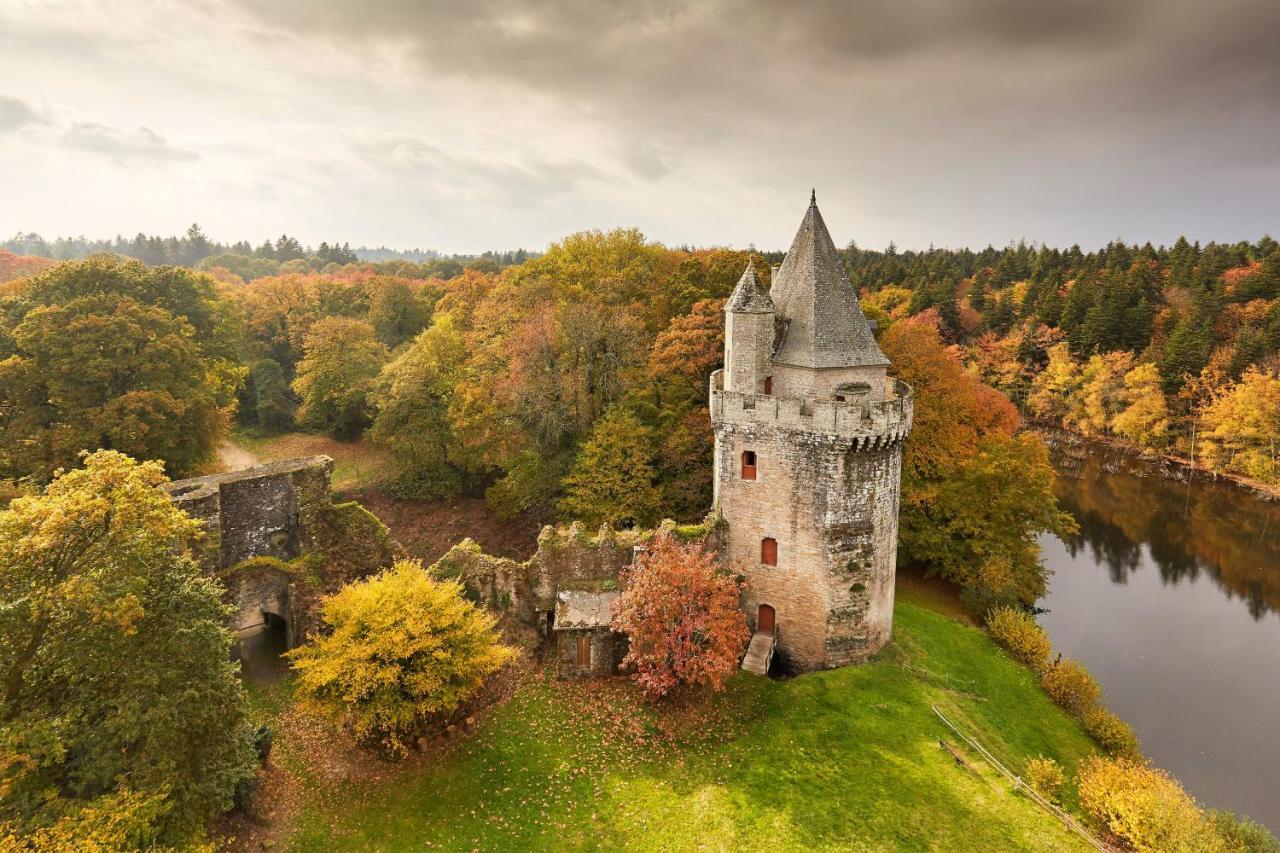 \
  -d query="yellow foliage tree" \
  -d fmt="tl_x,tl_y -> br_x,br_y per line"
1112,363 -> 1170,449
291,316 -> 389,440
1075,351 -> 1133,436
1199,367 -> 1280,483
1027,343 -> 1082,423
286,560 -> 516,753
